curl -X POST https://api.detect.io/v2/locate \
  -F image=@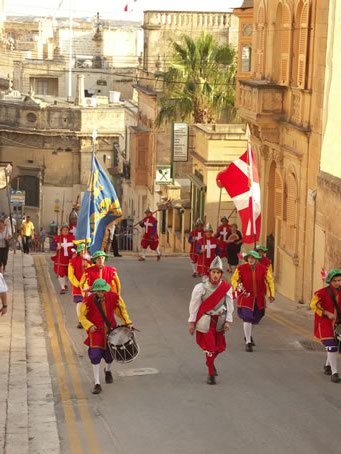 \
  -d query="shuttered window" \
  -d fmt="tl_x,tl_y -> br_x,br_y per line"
279,3 -> 292,85
255,5 -> 265,78
285,173 -> 298,252
274,170 -> 283,219
297,2 -> 309,88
